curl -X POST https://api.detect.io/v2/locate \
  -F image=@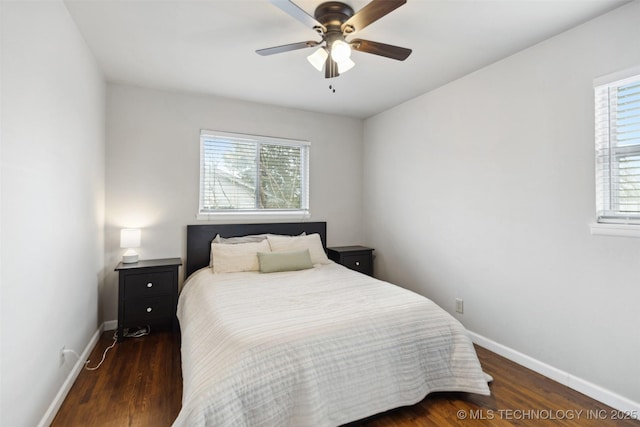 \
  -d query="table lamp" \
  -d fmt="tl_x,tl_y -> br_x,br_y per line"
120,228 -> 141,263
